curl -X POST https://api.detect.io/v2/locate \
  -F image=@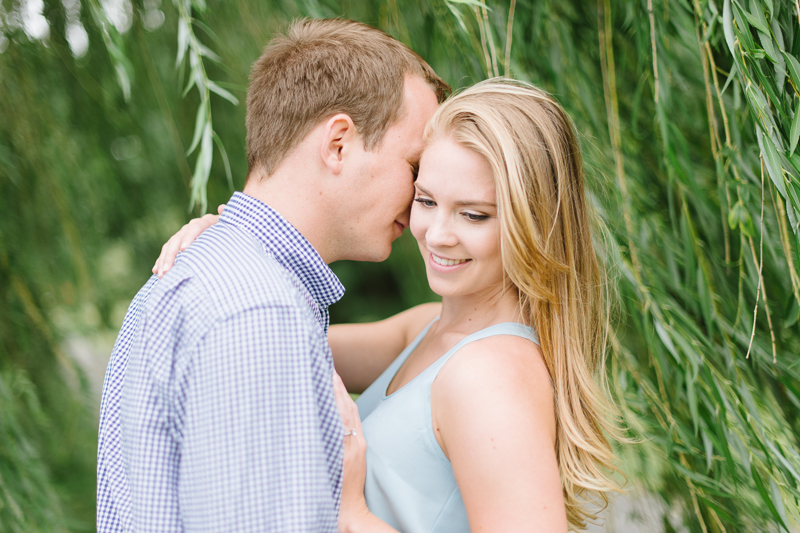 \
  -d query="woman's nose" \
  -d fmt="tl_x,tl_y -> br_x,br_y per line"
426,215 -> 458,248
